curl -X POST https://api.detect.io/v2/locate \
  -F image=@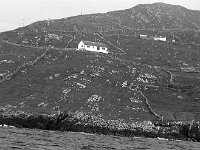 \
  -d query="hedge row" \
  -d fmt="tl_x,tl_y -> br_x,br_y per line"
0,111 -> 200,142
